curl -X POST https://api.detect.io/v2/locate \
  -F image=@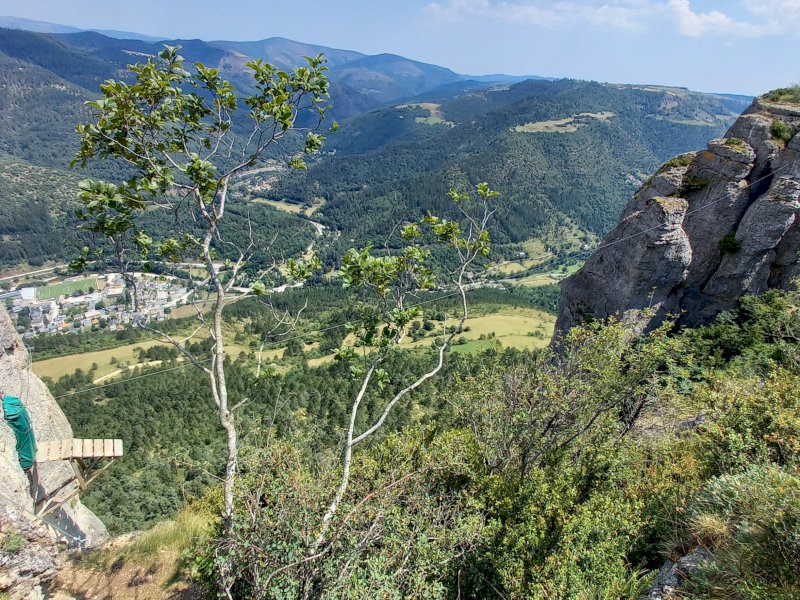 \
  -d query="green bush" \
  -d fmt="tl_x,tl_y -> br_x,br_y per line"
675,175 -> 710,197
719,231 -> 742,254
764,85 -> 800,104
771,120 -> 795,143
682,465 -> 800,598
697,370 -> 800,472
0,532 -> 25,555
